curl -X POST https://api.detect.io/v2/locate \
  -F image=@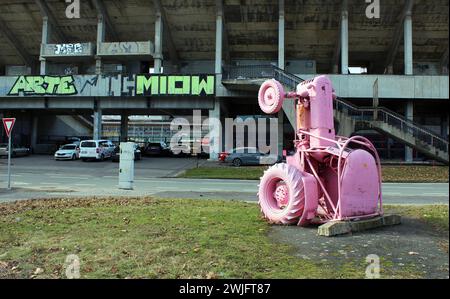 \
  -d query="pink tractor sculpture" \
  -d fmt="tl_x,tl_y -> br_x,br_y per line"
258,75 -> 383,226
